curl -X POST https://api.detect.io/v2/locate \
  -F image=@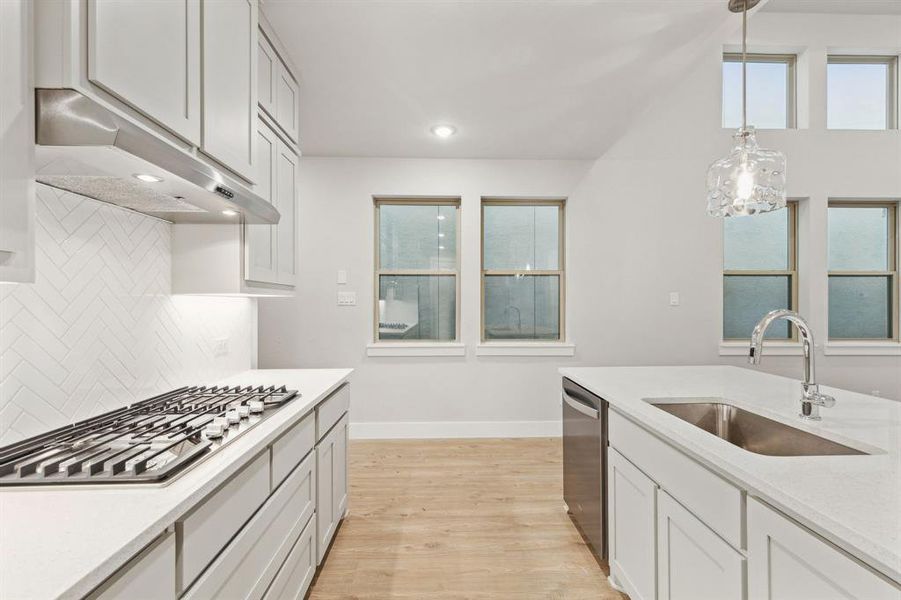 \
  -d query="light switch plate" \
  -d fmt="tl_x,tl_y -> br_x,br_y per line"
337,291 -> 356,306
337,270 -> 347,284
669,292 -> 680,306
212,338 -> 229,357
